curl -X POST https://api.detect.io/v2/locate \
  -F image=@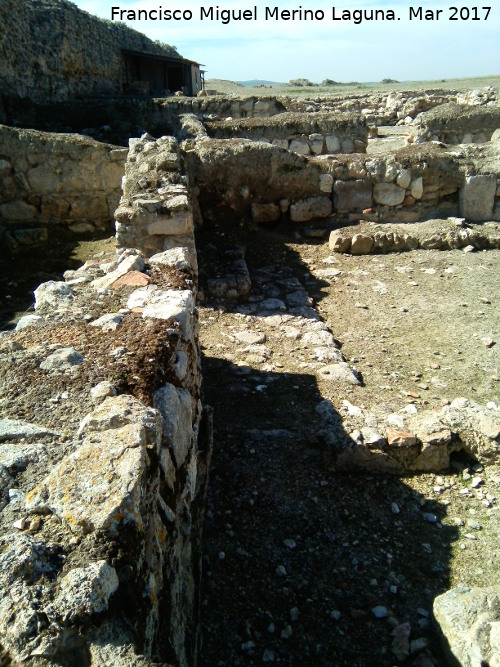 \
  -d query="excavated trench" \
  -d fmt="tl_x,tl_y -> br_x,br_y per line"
193,216 -> 499,666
